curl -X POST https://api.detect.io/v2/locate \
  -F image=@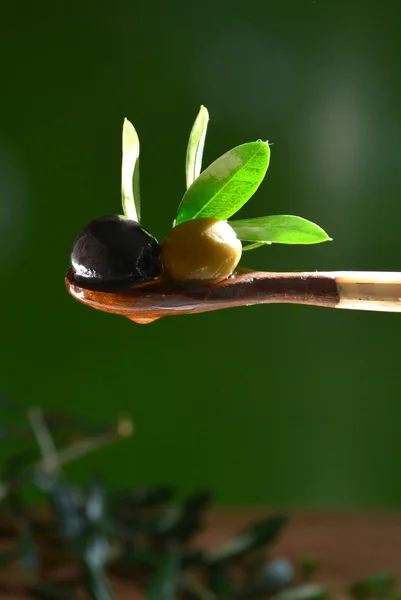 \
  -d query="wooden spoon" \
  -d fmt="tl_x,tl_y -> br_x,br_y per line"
65,268 -> 401,324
